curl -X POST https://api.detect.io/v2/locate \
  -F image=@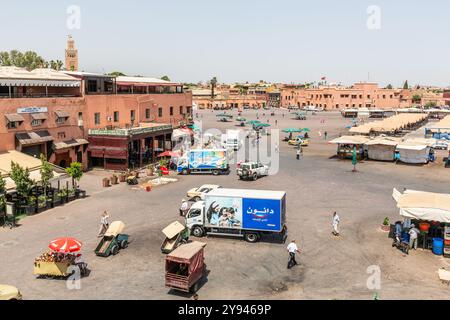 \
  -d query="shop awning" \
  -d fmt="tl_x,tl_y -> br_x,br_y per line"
0,79 -> 80,87
30,113 -> 48,120
54,110 -> 70,118
16,130 -> 53,145
393,188 -> 450,223
53,138 -> 89,150
5,114 -> 25,122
